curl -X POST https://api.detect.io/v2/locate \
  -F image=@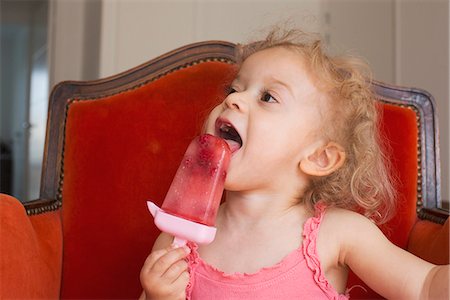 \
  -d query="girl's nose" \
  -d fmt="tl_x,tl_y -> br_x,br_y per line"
224,92 -> 245,111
